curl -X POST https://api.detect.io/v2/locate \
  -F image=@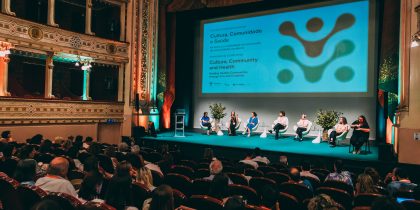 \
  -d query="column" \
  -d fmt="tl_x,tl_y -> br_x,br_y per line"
47,0 -> 59,27
85,0 -> 95,35
82,70 -> 91,100
44,52 -> 54,98
0,41 -> 12,96
1,0 -> 15,16
119,3 -> 126,41
117,63 -> 124,102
